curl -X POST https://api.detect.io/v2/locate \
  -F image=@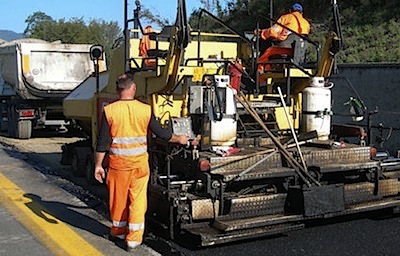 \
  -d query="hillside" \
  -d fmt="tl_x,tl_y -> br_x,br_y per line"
189,0 -> 400,63
0,30 -> 23,41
